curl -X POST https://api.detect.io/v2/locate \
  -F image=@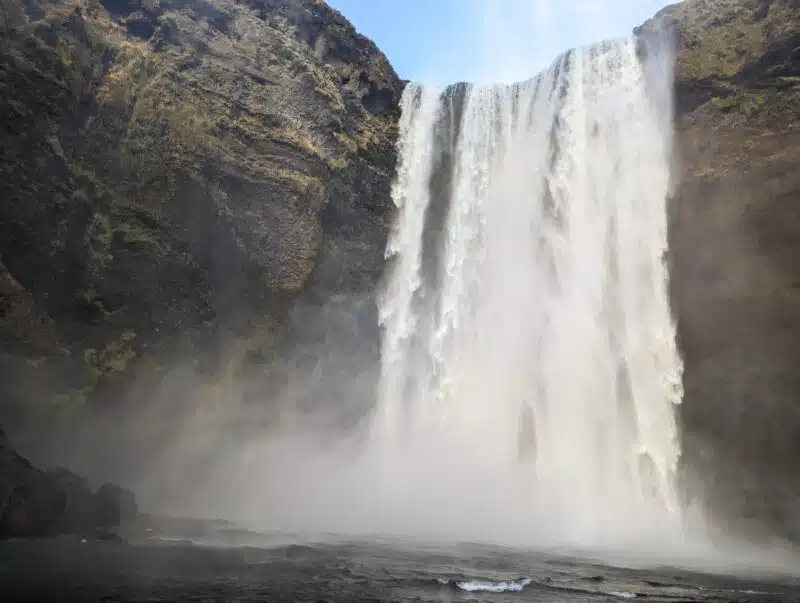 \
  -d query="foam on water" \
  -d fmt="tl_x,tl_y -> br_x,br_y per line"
454,577 -> 533,593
